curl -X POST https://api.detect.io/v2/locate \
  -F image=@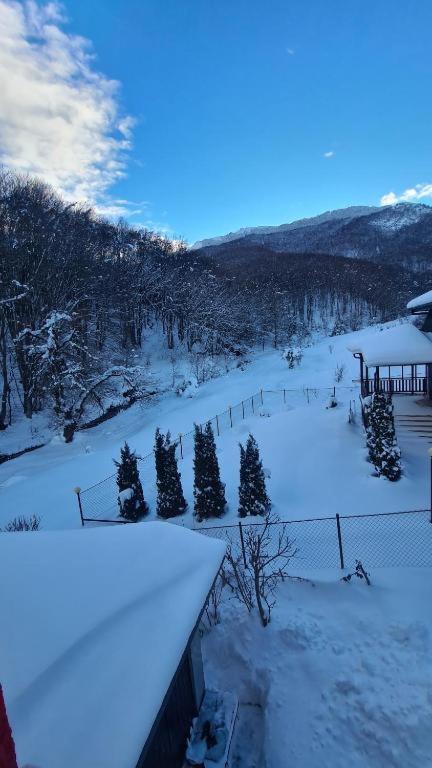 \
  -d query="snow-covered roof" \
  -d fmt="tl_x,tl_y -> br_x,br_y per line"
0,522 -> 226,768
347,323 -> 432,366
407,289 -> 432,311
